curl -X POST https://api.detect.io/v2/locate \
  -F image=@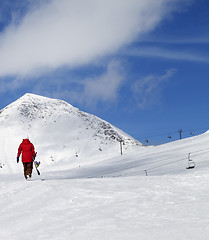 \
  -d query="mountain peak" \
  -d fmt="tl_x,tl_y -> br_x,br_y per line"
0,93 -> 141,173
0,94 -> 139,144
22,92 -> 42,98
18,93 -> 73,107
0,93 -> 75,123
